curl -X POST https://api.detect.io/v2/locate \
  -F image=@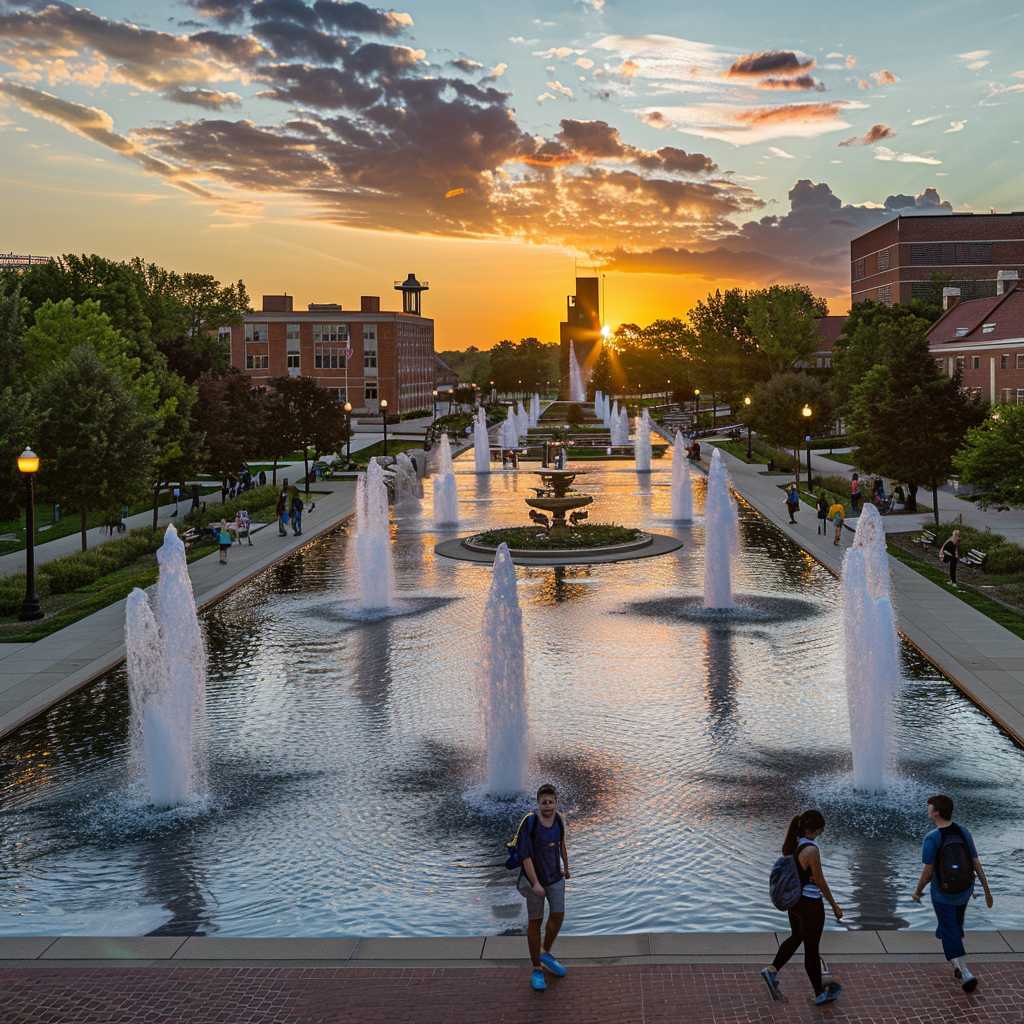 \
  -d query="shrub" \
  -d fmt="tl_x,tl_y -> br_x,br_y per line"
985,544 -> 1024,575
0,575 -> 27,616
928,522 -> 1024,575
